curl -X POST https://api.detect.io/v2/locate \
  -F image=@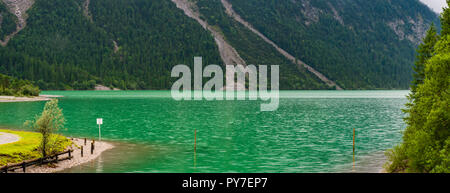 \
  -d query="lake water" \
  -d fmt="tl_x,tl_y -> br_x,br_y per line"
0,90 -> 409,173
